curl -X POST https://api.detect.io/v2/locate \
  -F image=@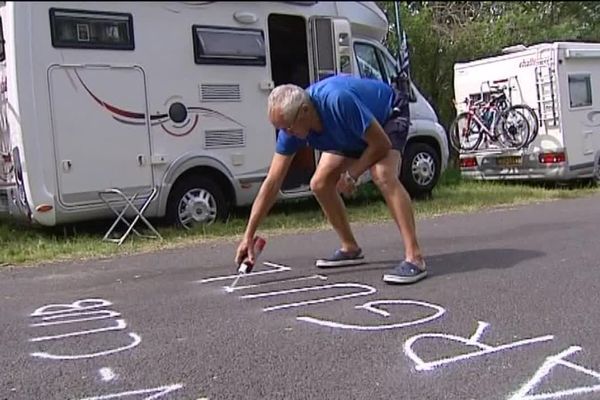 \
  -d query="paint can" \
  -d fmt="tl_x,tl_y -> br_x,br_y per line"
238,236 -> 266,274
